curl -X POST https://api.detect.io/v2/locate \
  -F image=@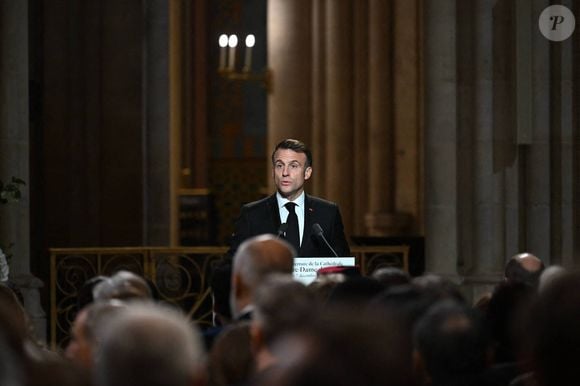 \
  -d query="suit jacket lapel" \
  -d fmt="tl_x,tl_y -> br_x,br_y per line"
267,194 -> 282,231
